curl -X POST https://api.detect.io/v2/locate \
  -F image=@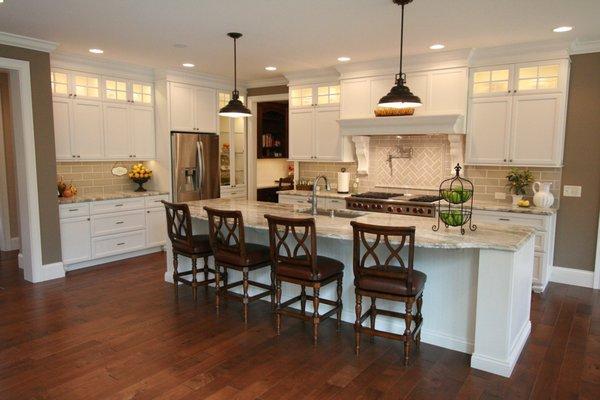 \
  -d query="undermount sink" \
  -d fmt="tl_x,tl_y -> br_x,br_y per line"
298,208 -> 366,219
